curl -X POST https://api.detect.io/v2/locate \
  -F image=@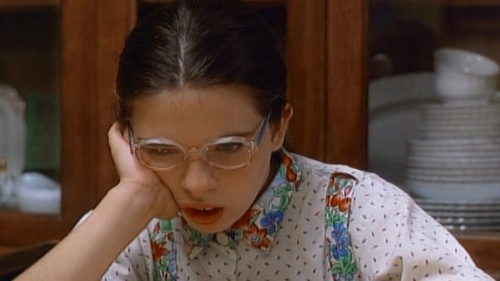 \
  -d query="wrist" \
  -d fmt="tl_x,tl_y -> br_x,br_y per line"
99,182 -> 158,227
